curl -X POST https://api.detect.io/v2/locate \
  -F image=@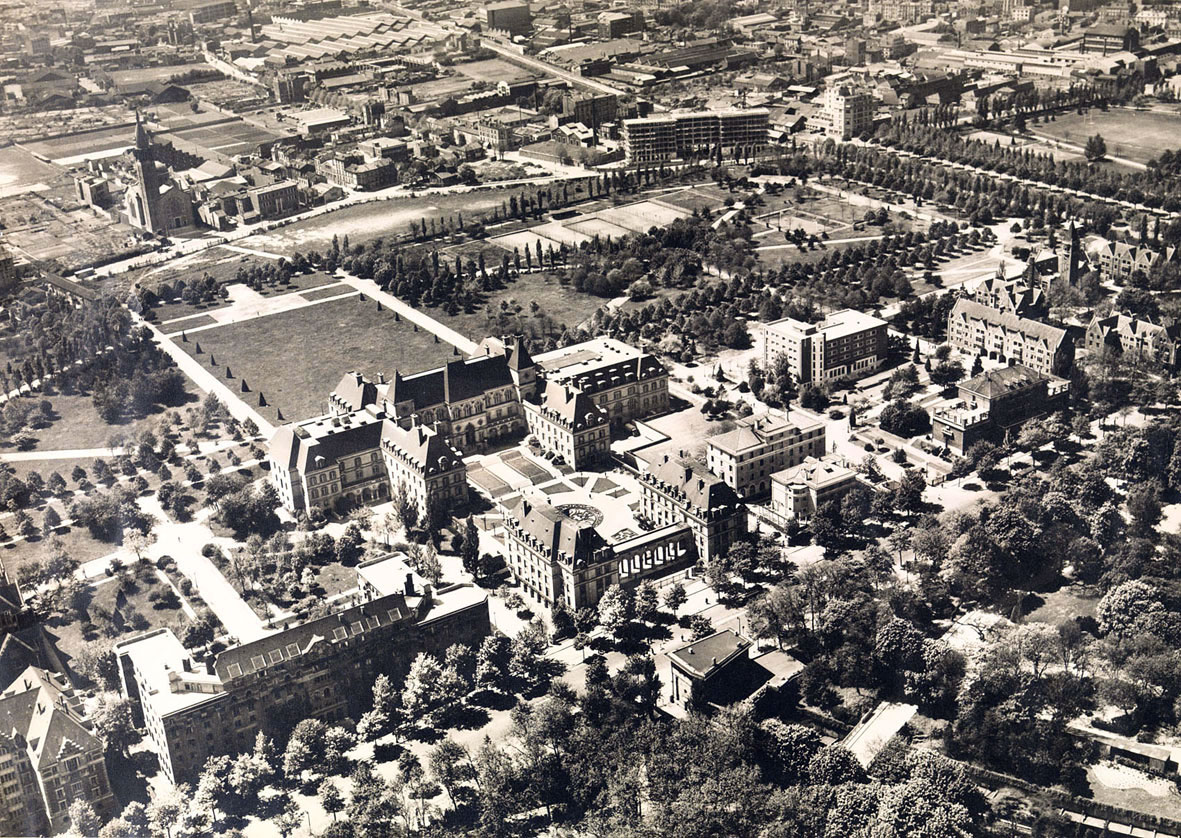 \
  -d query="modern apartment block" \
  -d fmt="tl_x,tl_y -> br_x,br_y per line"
621,109 -> 769,163
116,569 -> 490,784
706,411 -> 826,498
947,298 -> 1073,376
763,309 -> 889,385
824,84 -> 875,139
0,667 -> 116,835
769,455 -> 859,523
931,364 -> 1069,454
